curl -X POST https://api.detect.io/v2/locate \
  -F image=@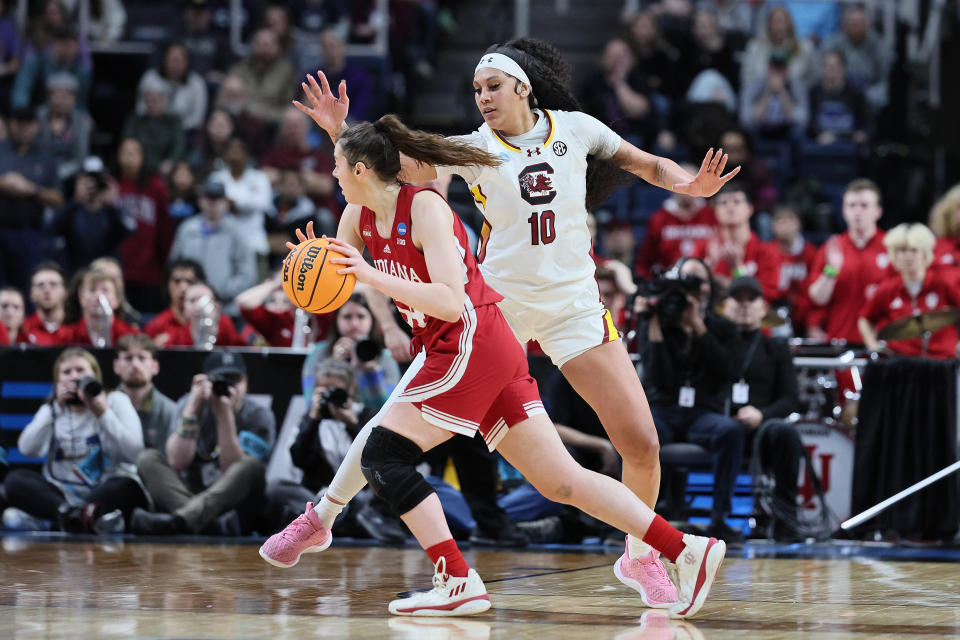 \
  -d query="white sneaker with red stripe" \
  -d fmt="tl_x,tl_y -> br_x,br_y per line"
669,534 -> 726,619
388,557 -> 491,617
